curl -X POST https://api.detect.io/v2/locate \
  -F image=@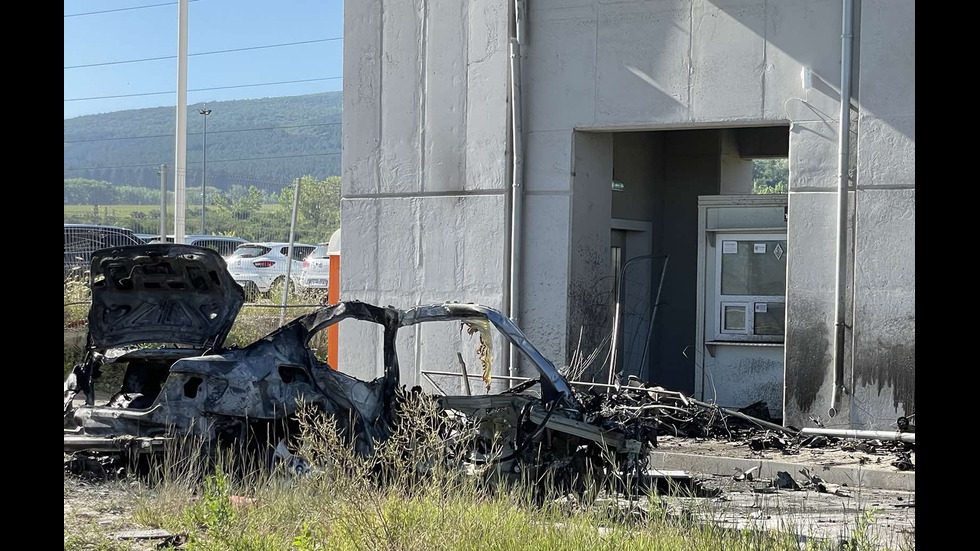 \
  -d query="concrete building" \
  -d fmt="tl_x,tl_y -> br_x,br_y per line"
339,0 -> 914,429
